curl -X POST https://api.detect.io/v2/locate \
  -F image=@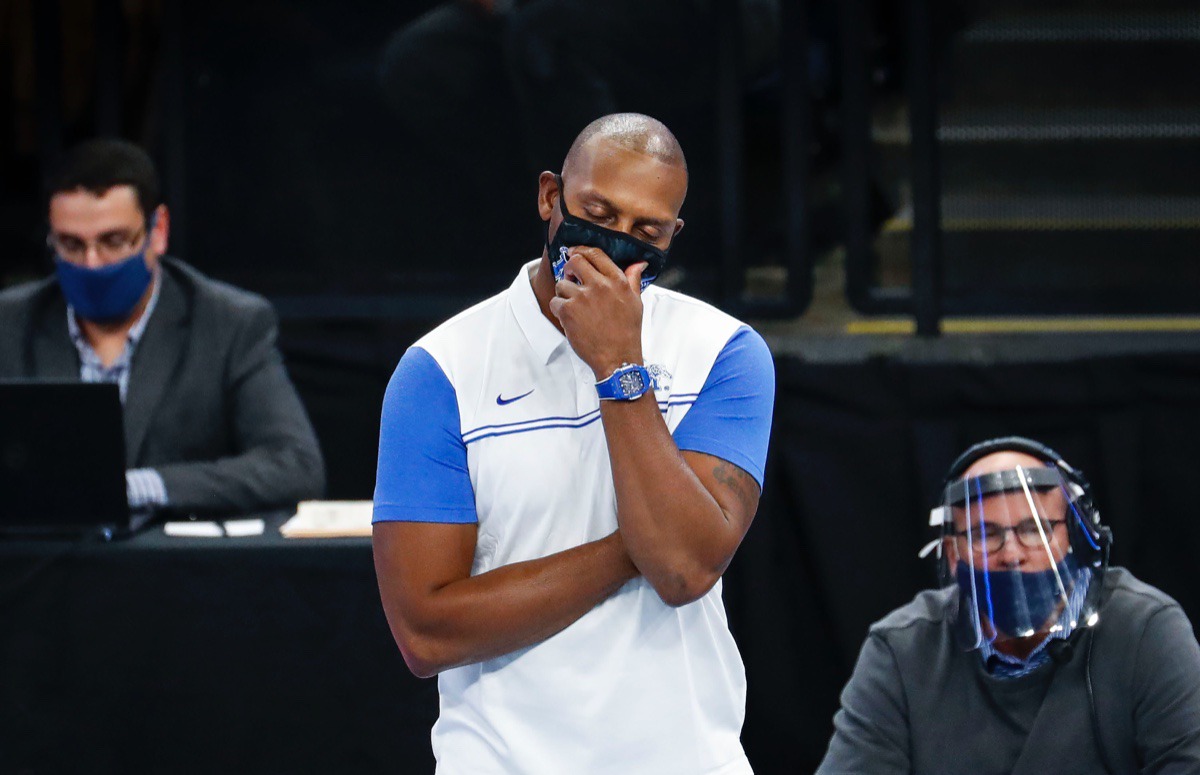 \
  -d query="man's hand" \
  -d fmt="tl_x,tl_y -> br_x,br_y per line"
548,246 -> 647,379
